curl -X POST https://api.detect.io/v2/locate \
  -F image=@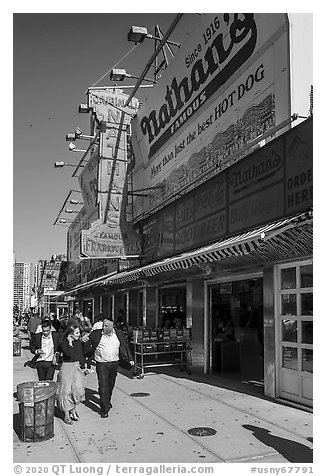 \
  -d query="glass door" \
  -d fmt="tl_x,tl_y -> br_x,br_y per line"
276,260 -> 313,406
